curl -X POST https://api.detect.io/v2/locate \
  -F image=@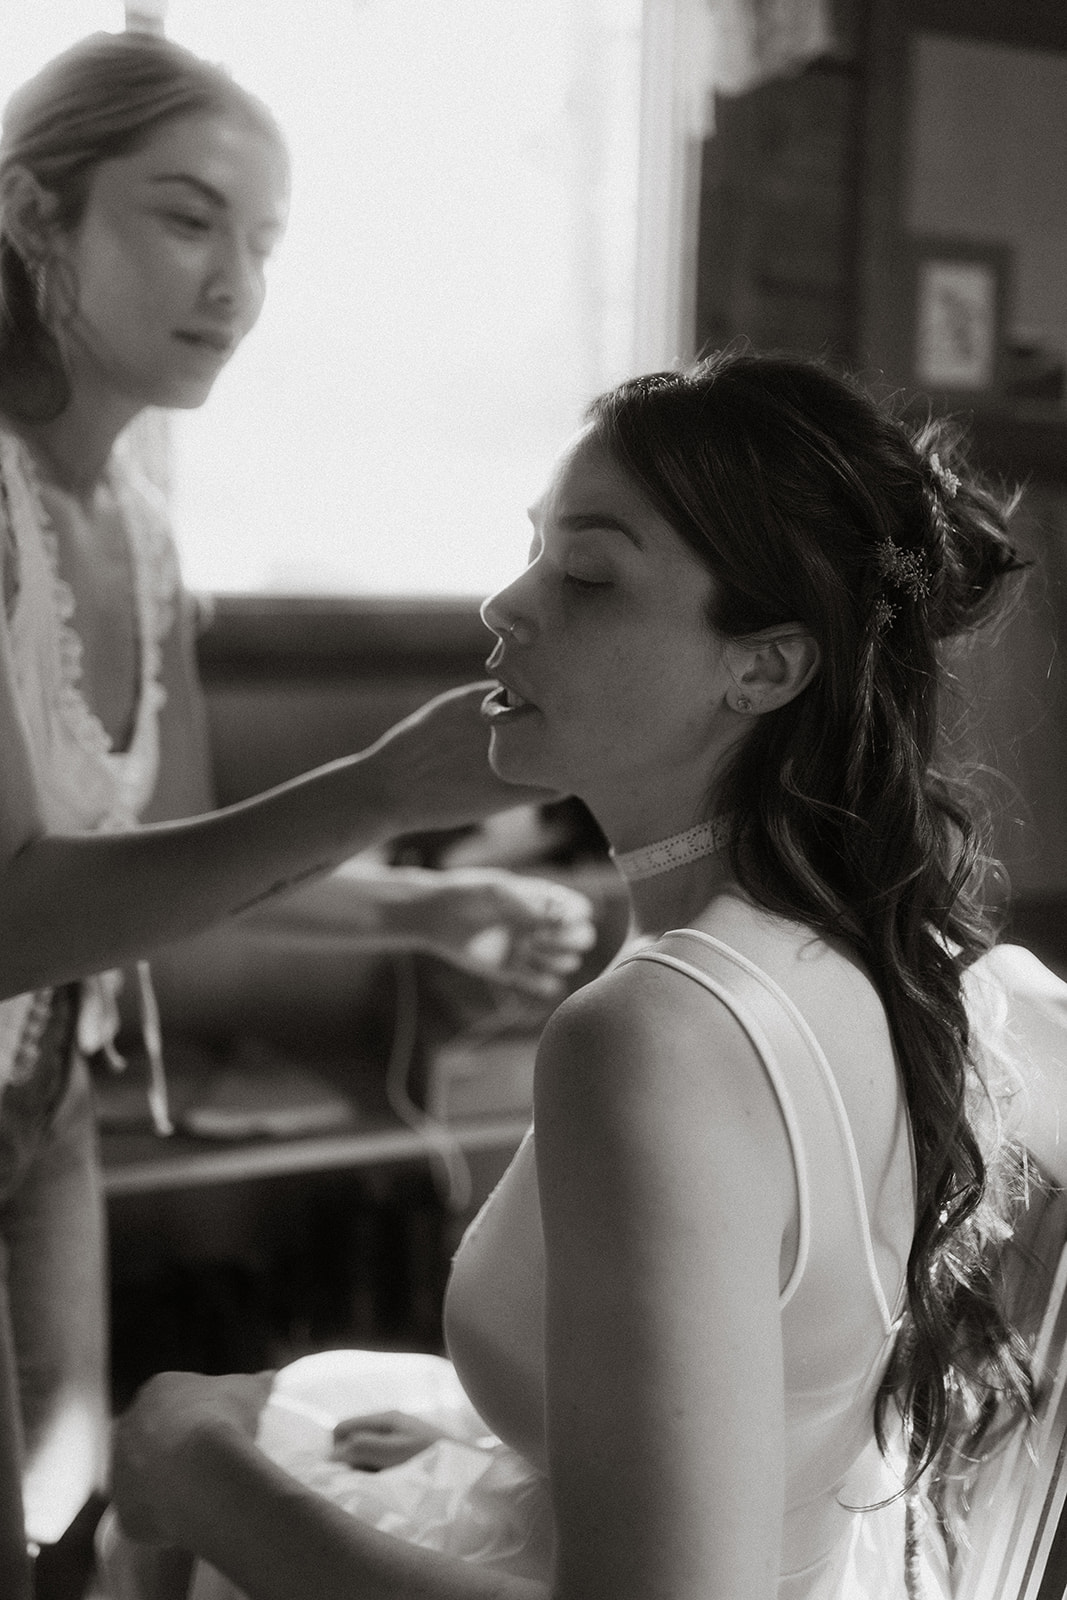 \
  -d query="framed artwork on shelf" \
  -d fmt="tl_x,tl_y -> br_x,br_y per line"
905,236 -> 1012,399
